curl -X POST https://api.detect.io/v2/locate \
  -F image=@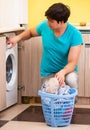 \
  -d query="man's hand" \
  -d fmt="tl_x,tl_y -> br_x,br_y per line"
55,69 -> 66,86
6,36 -> 20,48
